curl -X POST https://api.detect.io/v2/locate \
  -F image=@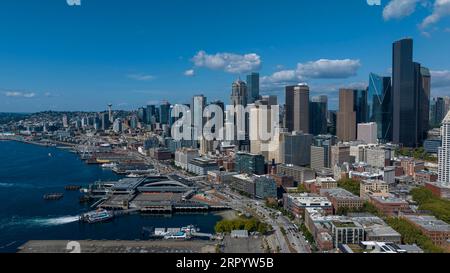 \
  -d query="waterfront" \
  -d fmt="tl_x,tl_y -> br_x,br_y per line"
0,141 -> 221,253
